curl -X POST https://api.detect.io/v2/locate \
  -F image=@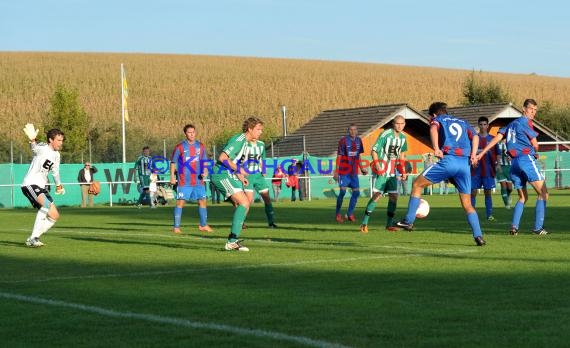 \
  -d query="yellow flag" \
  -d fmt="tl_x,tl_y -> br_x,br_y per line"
122,69 -> 129,122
